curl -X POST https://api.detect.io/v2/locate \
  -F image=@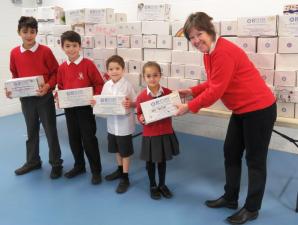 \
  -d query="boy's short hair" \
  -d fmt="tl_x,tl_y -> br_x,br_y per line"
106,55 -> 125,70
61,31 -> 81,46
18,16 -> 38,32
142,61 -> 162,75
